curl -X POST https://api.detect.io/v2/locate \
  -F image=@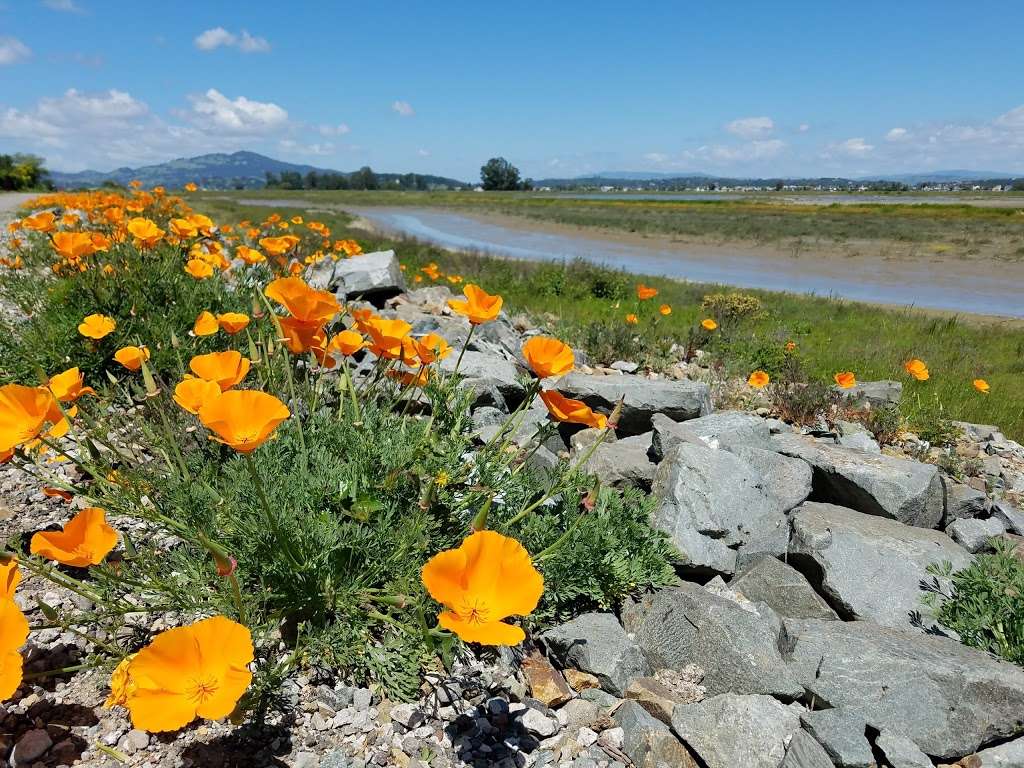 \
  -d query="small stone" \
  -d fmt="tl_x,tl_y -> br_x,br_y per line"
563,669 -> 600,692
352,687 -> 373,709
11,729 -> 52,765
126,729 -> 149,750
522,651 -> 573,708
625,677 -> 681,725
520,708 -> 559,738
576,727 -> 599,748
